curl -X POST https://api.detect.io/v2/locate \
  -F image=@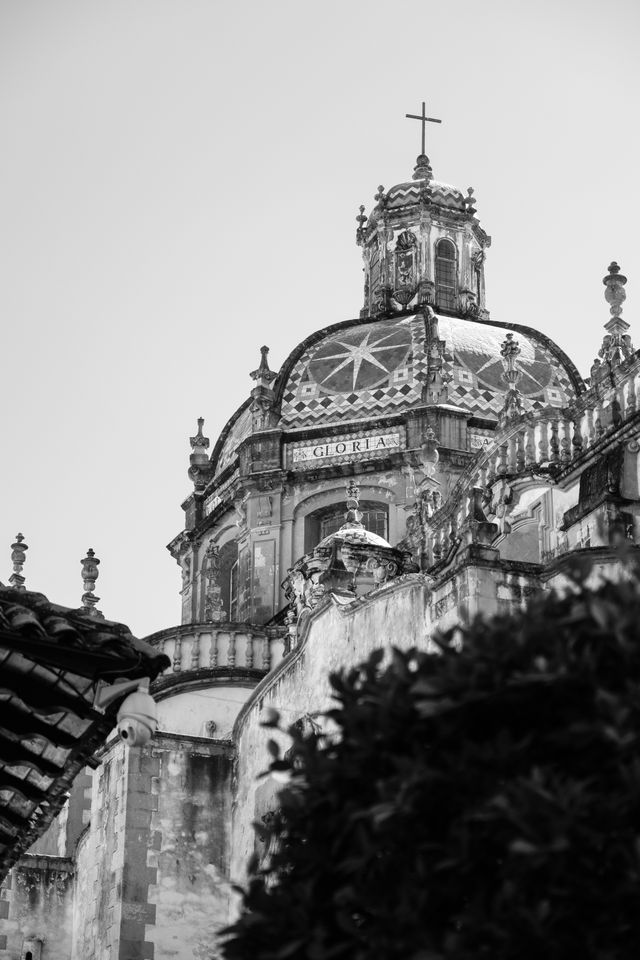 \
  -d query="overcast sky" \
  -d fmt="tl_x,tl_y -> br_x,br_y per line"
1,0 -> 638,637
